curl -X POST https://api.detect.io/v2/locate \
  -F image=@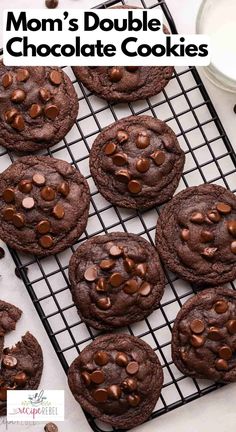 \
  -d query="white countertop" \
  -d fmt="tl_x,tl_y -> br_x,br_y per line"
0,0 -> 236,431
